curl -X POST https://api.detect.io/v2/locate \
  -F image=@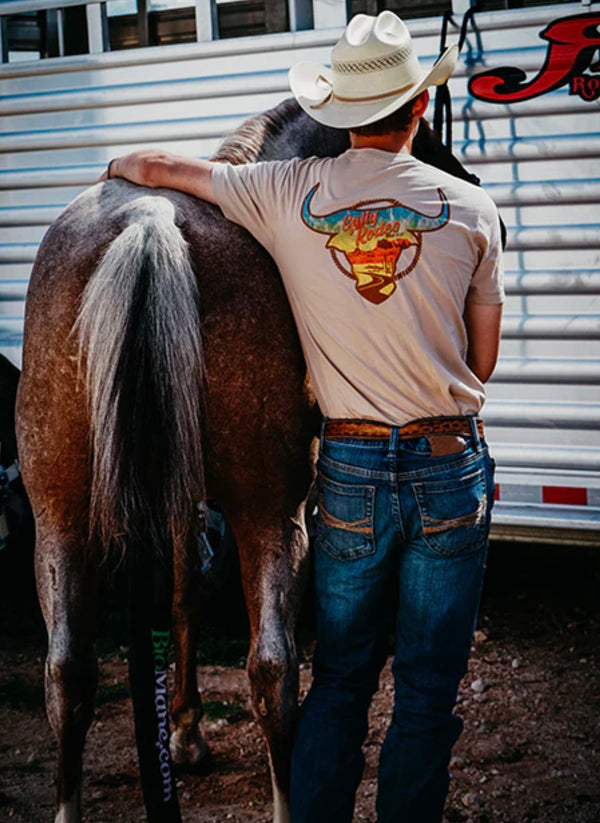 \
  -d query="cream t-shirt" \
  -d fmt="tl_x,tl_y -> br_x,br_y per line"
212,147 -> 504,425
